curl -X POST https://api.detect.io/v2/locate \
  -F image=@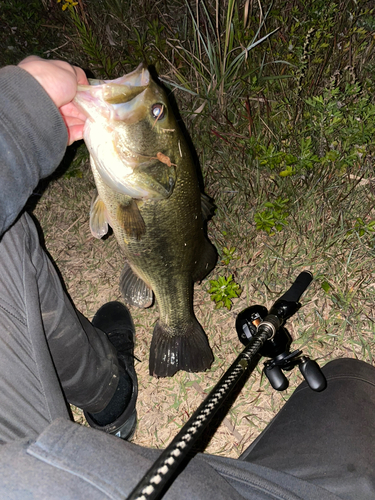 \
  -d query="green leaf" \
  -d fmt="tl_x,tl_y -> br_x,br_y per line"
321,281 -> 331,293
